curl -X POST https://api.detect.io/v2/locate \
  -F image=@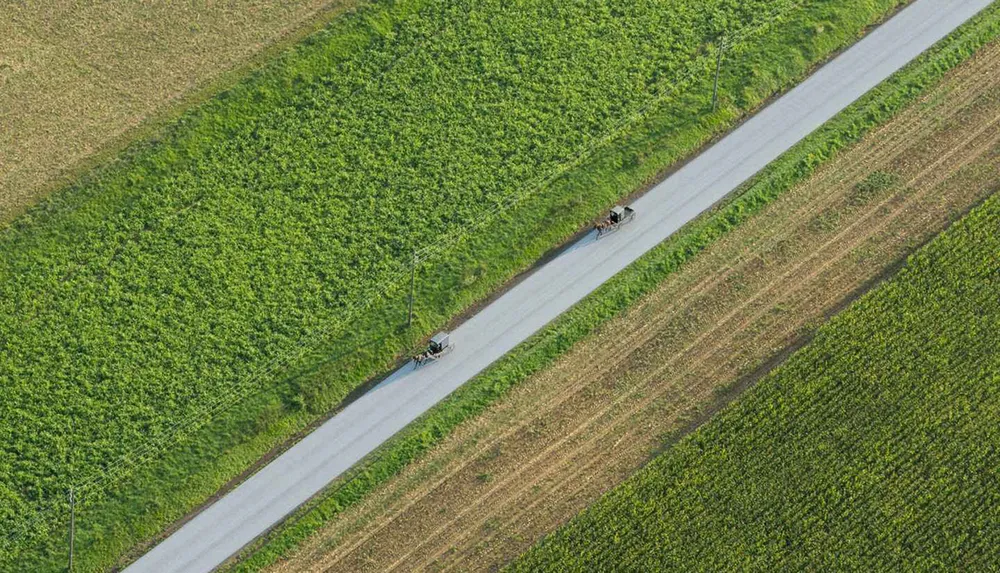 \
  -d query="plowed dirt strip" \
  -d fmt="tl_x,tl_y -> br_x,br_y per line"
268,42 -> 1000,573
